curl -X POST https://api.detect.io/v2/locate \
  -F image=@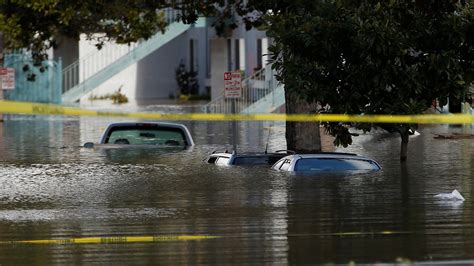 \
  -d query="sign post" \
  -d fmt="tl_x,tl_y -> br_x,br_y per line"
0,68 -> 15,122
224,71 -> 242,153
0,68 -> 15,90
